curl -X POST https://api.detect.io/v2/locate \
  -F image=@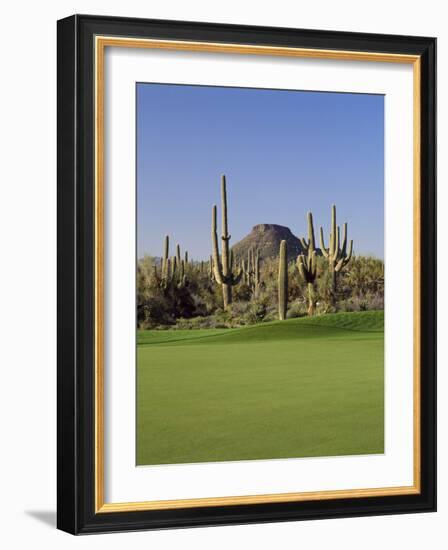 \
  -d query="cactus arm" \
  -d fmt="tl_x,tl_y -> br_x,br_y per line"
335,257 -> 344,272
299,237 -> 309,253
307,212 -> 316,251
163,235 -> 169,261
335,239 -> 353,272
162,235 -> 169,279
232,267 -> 244,285
220,175 -> 231,276
255,249 -> 260,286
336,226 -> 340,259
296,255 -> 306,280
278,240 -> 288,320
330,205 -> 337,258
220,175 -> 229,240
331,225 -> 340,262
211,204 -> 224,284
344,239 -> 353,264
341,223 -> 347,256
319,226 -> 329,258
